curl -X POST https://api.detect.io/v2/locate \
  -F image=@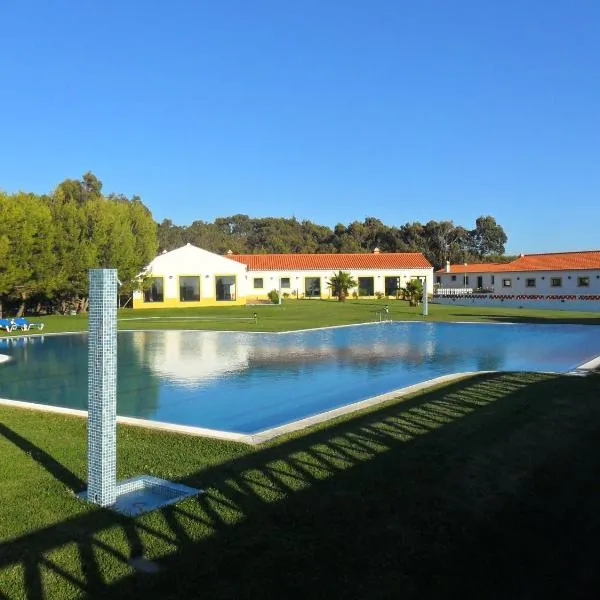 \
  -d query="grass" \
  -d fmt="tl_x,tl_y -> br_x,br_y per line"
1,301 -> 600,598
1,372 -> 600,598
8,298 -> 600,336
